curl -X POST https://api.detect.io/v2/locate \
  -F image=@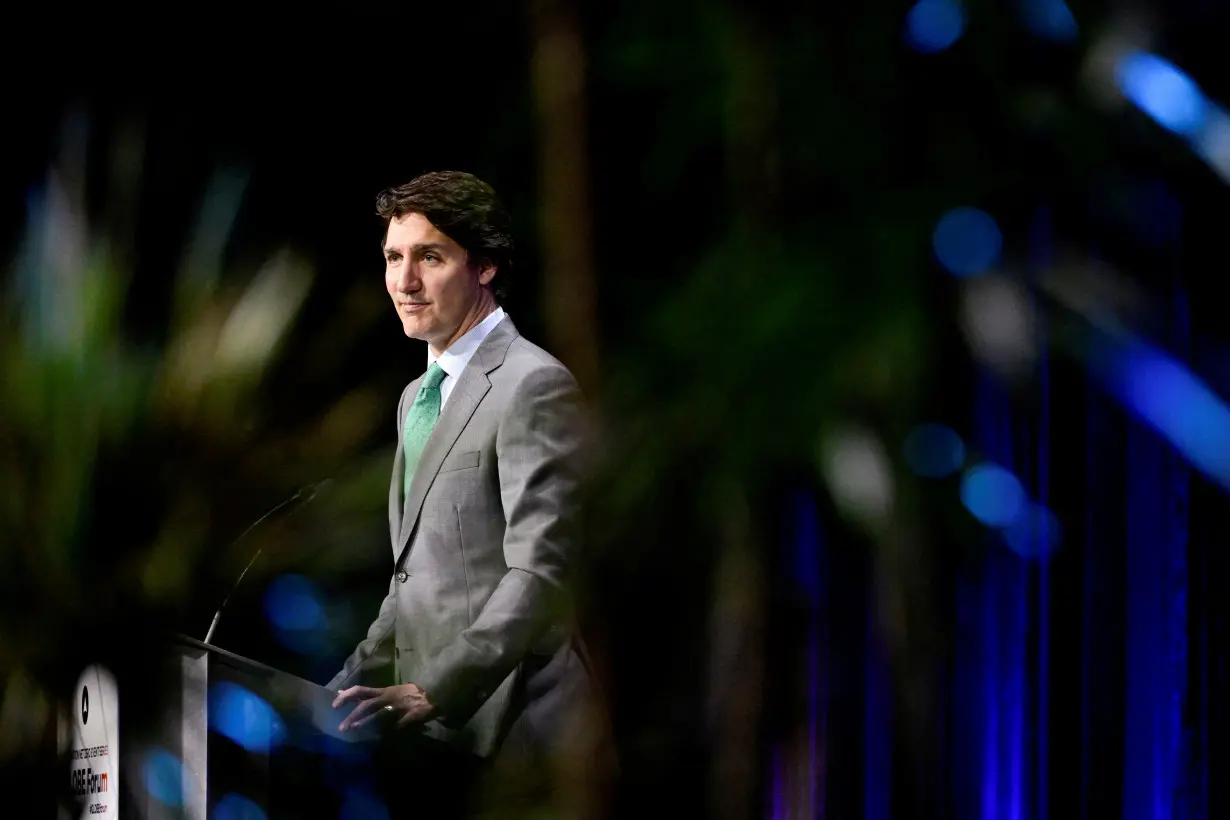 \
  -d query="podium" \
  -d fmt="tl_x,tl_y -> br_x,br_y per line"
119,636 -> 382,820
